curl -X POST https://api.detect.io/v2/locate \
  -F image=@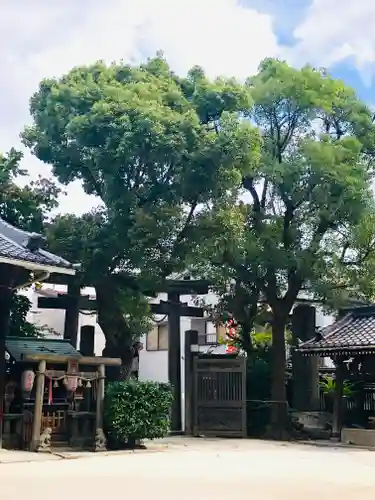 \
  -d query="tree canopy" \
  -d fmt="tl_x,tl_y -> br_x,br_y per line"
23,54 -> 260,368
192,59 -> 375,432
22,55 -> 375,429
0,149 -> 61,337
